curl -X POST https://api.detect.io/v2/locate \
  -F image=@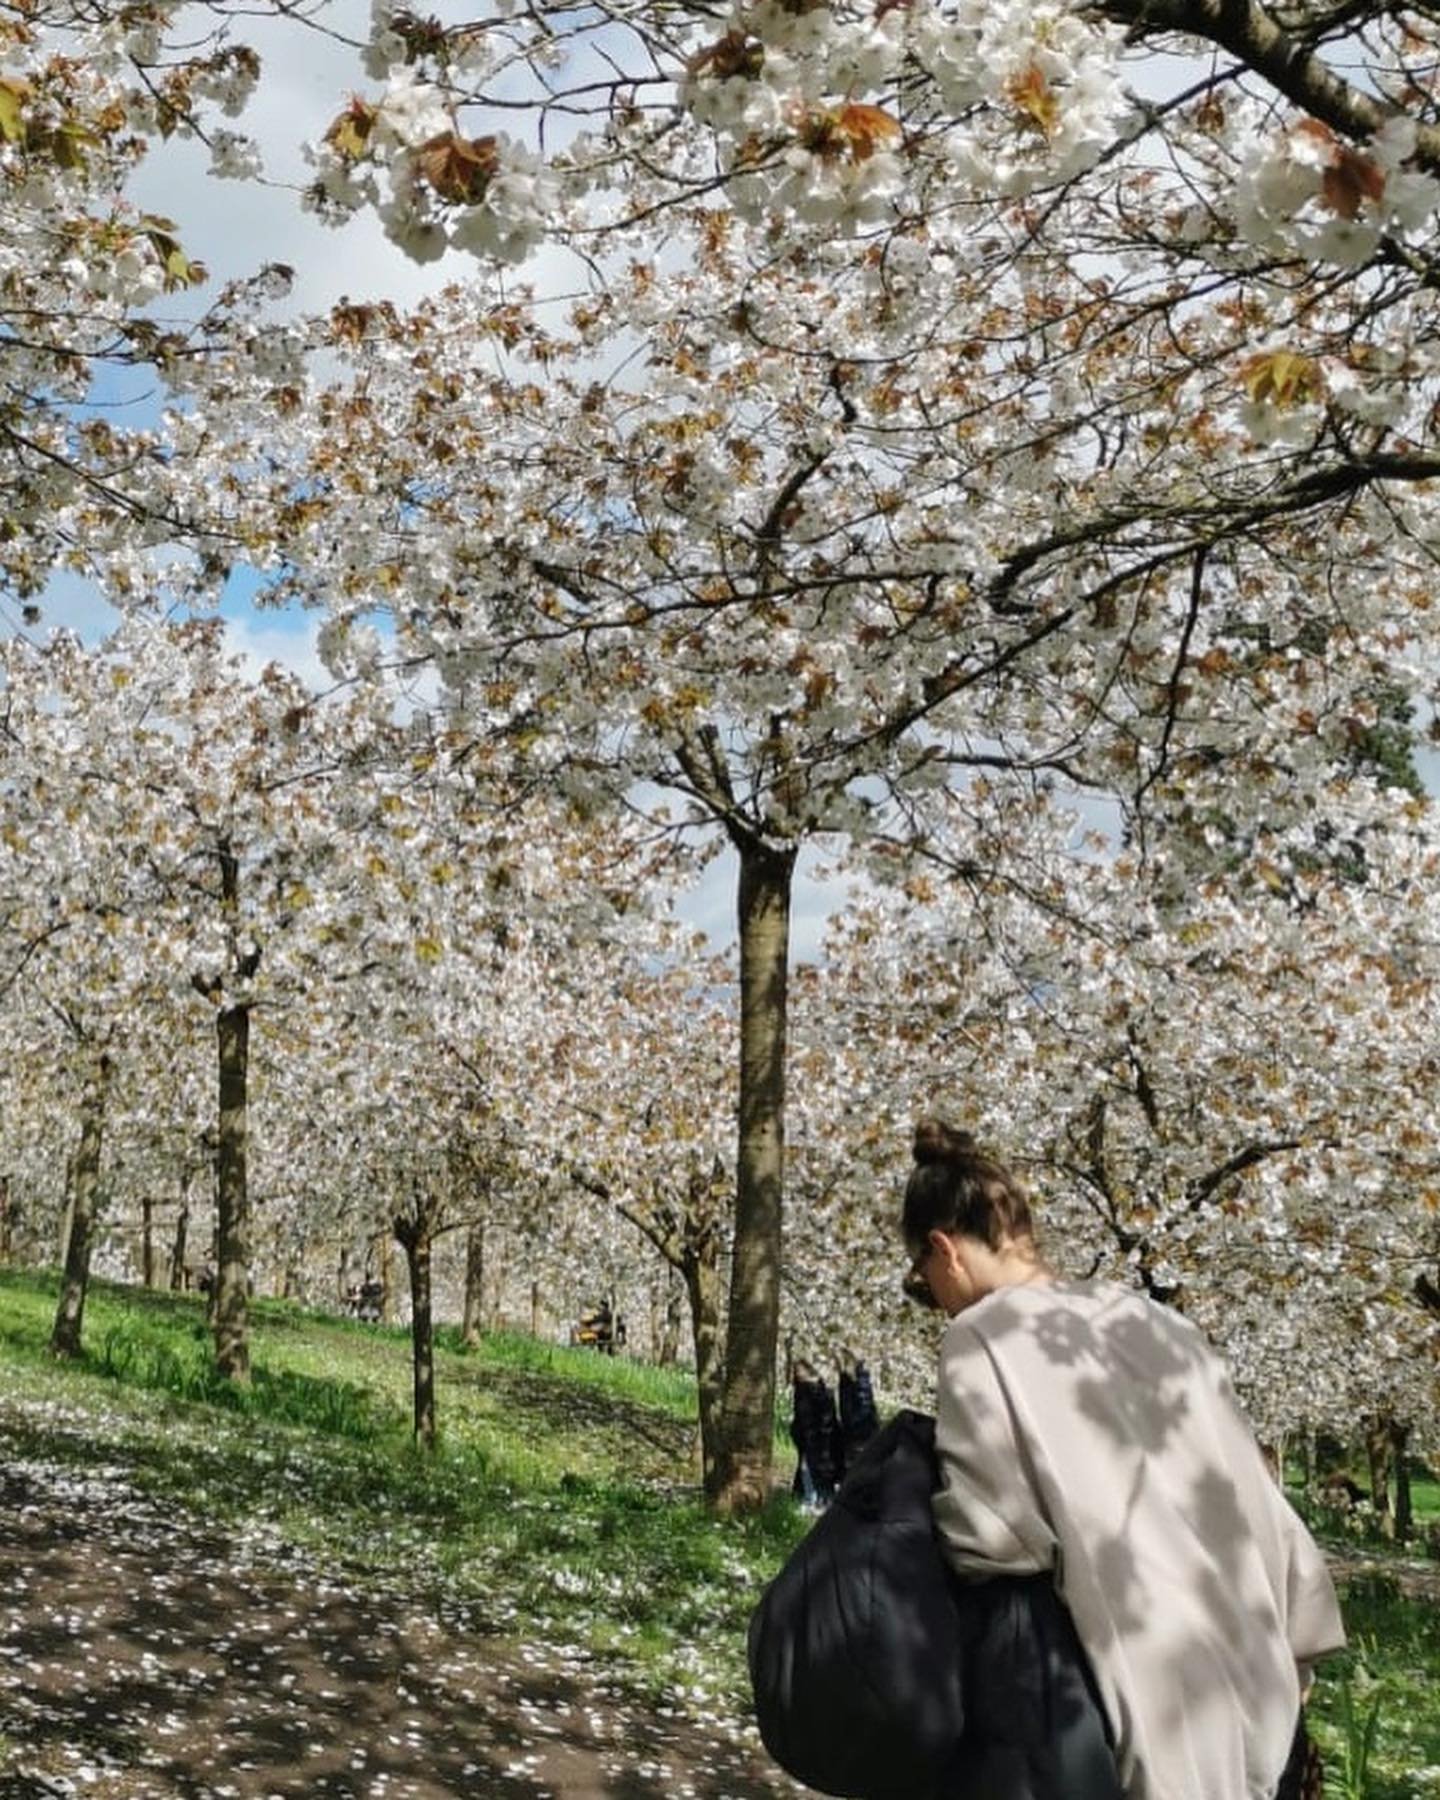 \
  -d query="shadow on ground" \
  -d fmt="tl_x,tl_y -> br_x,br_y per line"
0,1458 -> 790,1800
